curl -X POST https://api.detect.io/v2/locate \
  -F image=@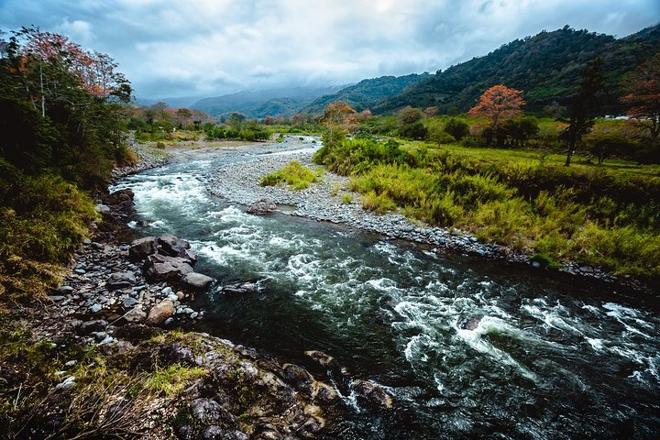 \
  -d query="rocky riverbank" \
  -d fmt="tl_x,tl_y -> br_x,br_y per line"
205,136 -> 650,293
1,144 -> 397,440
